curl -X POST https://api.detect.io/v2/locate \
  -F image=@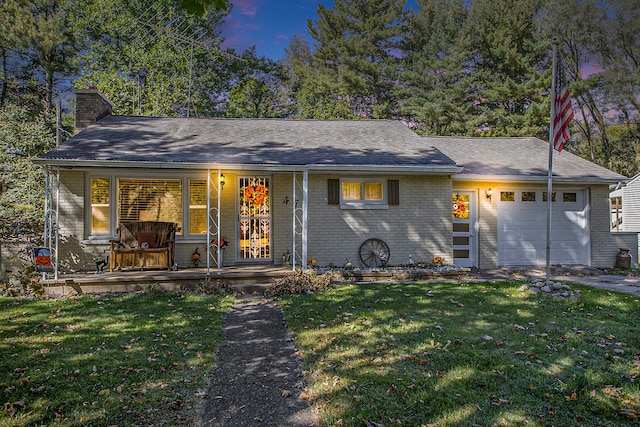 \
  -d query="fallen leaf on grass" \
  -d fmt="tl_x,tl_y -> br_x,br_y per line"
621,409 -> 637,419
602,385 -> 623,395
565,392 -> 577,401
281,389 -> 292,398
